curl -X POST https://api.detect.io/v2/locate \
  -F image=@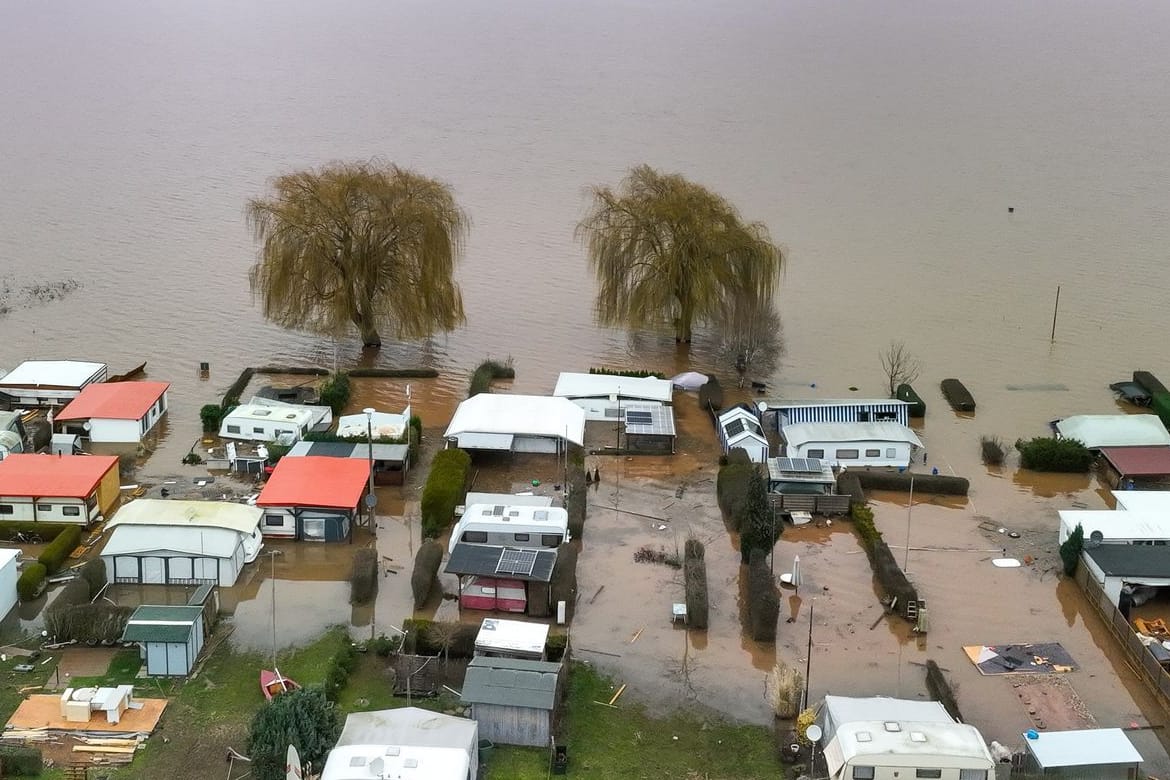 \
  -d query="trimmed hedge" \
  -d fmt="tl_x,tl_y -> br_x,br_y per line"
588,367 -> 666,379
1016,437 -> 1094,473
850,505 -> 918,620
420,449 -> 471,538
747,549 -> 779,642
738,469 -> 779,564
38,525 -> 82,574
319,372 -> 351,415
1135,370 -> 1170,397
0,522 -> 72,543
411,540 -> 444,609
836,472 -> 865,506
0,744 -> 42,776
567,447 -> 587,539
1150,392 -> 1170,428
350,548 -> 379,605
468,359 -> 515,397
408,415 -> 423,464
925,659 -> 962,722
222,367 -> 255,409
940,378 -> 975,412
717,451 -> 756,531
852,470 -> 969,496
79,558 -> 107,596
684,539 -> 709,630
850,504 -> 882,555
200,404 -> 224,433
17,563 -> 47,602
698,376 -> 723,411
895,383 -> 926,418
550,543 -> 579,622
